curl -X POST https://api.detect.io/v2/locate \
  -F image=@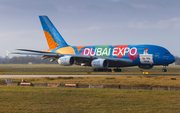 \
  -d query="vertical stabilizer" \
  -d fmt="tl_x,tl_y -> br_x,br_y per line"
39,16 -> 68,50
